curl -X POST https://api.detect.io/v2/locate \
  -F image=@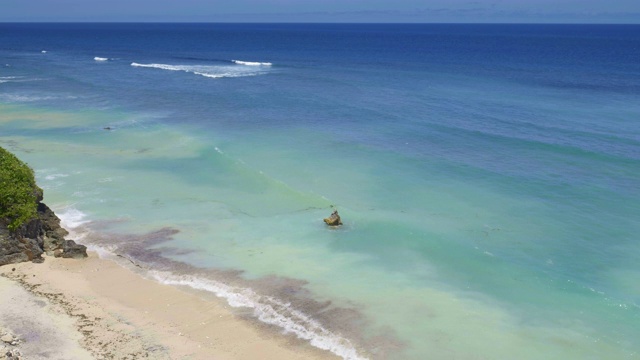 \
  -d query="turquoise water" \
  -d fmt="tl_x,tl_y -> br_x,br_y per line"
1,23 -> 640,359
